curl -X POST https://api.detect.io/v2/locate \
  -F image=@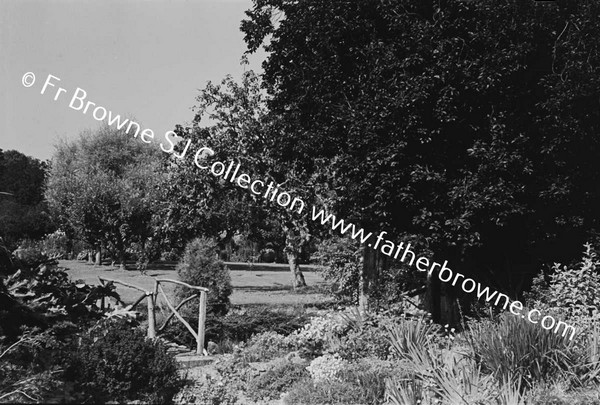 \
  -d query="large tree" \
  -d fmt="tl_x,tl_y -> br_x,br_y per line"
163,70 -> 325,288
0,150 -> 54,249
45,124 -> 165,268
242,0 -> 600,319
